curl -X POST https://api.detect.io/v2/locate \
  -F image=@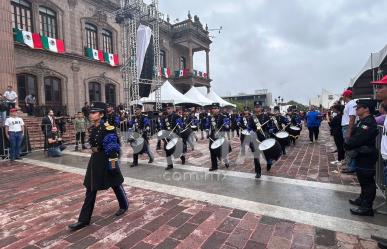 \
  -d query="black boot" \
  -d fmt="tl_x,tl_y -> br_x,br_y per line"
255,172 -> 261,178
68,221 -> 89,231
349,198 -> 362,206
148,157 -> 154,163
209,167 -> 218,171
131,155 -> 138,167
115,208 -> 127,216
267,164 -> 272,172
225,163 -> 230,168
180,155 -> 185,165
166,164 -> 173,170
350,207 -> 374,216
